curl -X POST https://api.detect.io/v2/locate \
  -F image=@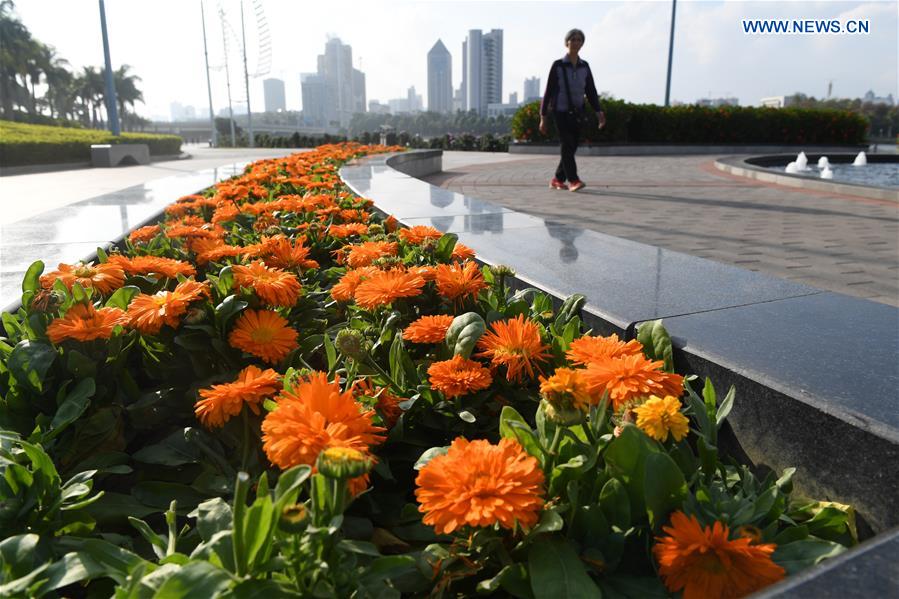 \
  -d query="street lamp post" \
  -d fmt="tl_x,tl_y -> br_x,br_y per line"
664,0 -> 677,107
201,0 -> 217,147
98,0 -> 120,135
